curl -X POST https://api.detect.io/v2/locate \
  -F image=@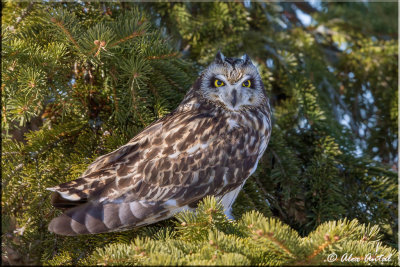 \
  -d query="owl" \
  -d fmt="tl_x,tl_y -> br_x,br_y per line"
48,52 -> 272,236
